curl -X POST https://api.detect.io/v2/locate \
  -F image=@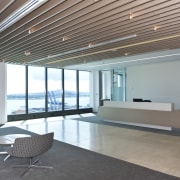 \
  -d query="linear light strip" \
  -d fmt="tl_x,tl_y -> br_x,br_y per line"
45,33 -> 180,65
0,0 -> 47,32
89,53 -> 180,68
1,0 -> 38,31
29,34 -> 137,63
